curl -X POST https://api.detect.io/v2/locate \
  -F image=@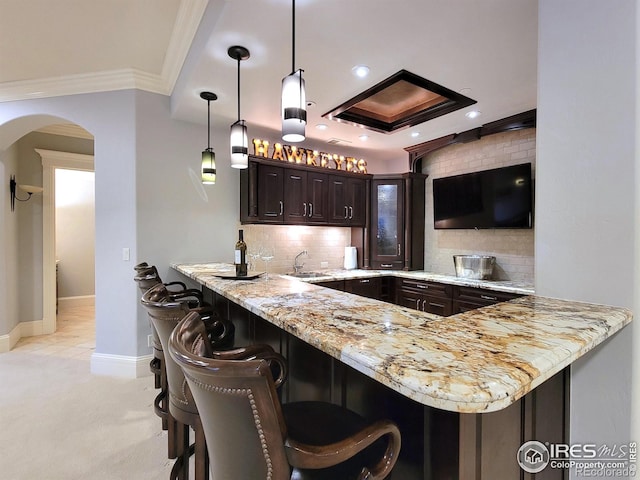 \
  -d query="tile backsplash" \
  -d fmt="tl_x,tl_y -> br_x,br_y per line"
240,224 -> 351,274
422,128 -> 536,283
